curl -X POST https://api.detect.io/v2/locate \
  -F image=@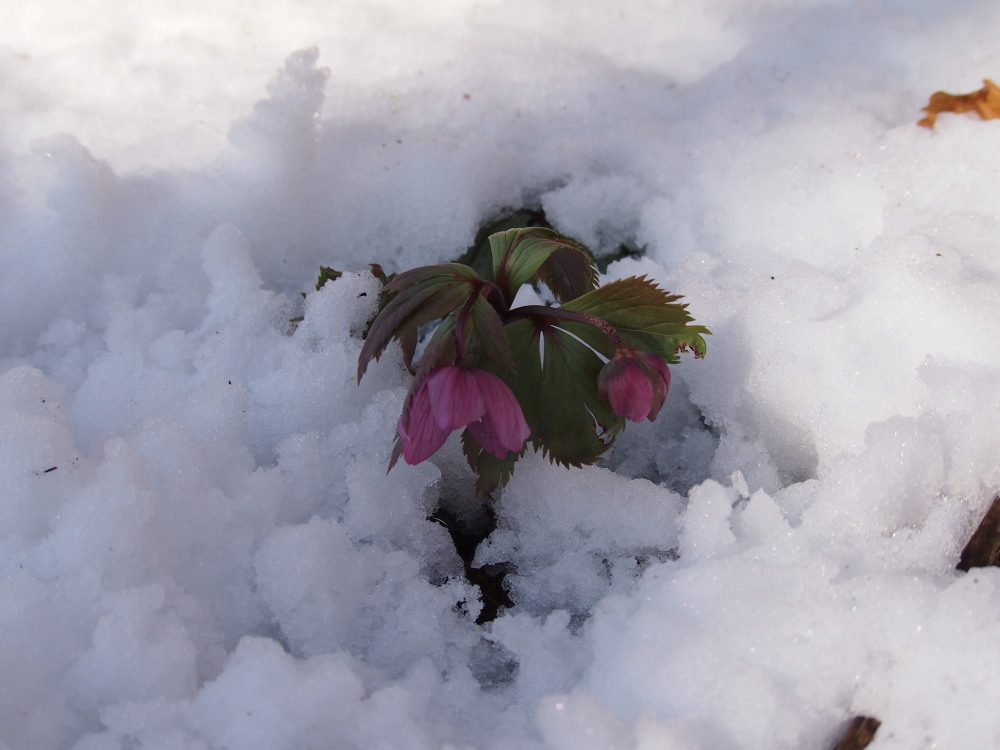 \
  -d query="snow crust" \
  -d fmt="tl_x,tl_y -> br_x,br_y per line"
3,1 -> 1000,747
